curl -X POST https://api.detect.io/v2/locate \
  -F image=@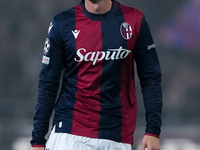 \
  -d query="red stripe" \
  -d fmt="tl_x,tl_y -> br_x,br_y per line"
120,4 -> 143,144
31,145 -> 45,147
71,5 -> 102,138
115,1 -> 118,10
145,133 -> 160,139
